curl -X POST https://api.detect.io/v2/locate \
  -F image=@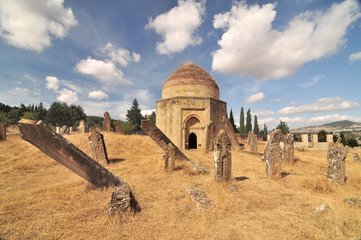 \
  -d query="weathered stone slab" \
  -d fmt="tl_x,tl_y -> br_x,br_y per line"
69,126 -> 73,135
263,129 -> 283,177
59,125 -> 67,135
214,129 -> 231,182
222,116 -> 242,151
327,138 -> 347,185
141,120 -> 208,174
88,130 -> 109,164
353,153 -> 361,163
18,119 -> 123,188
186,188 -> 215,210
78,120 -> 85,133
108,184 -> 141,215
115,120 -> 121,134
248,131 -> 258,153
284,133 -> 295,164
103,112 -> 111,132
164,143 -> 175,172
205,121 -> 215,152
56,126 -> 60,134
0,123 -> 6,142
